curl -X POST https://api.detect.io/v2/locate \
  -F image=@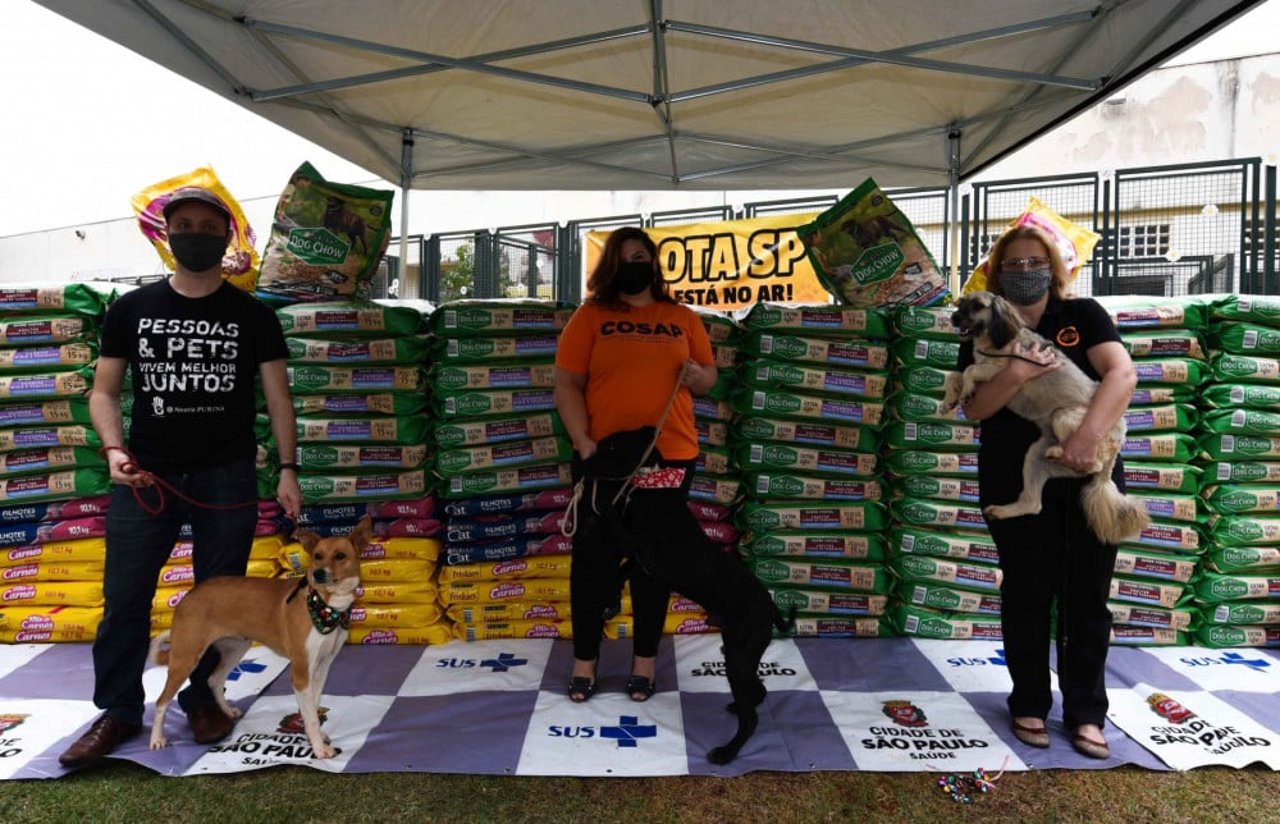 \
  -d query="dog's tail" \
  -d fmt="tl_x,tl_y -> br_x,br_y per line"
1081,476 -> 1150,545
773,604 -> 798,636
148,631 -> 172,667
